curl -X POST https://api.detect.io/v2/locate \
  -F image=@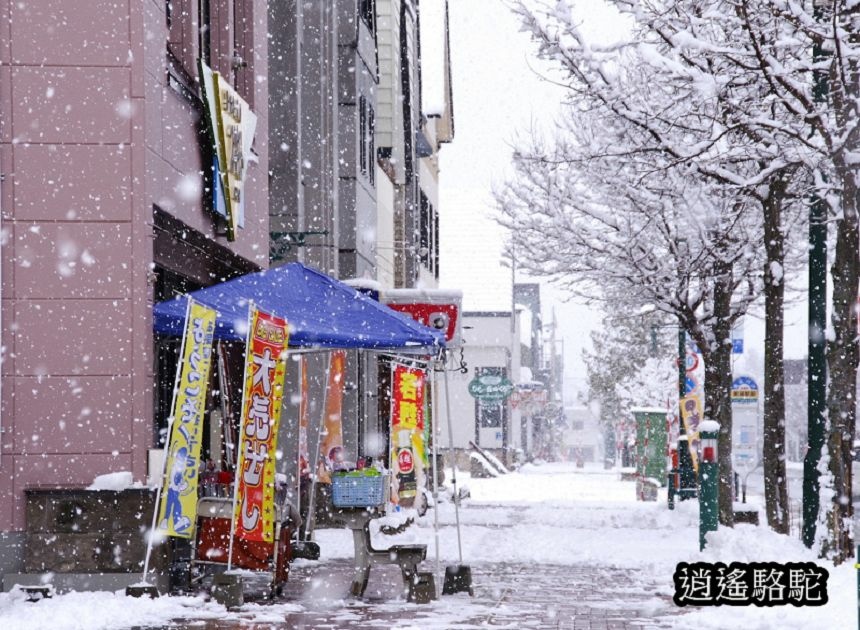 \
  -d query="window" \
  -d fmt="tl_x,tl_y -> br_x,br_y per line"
360,0 -> 376,35
419,191 -> 435,272
166,0 -> 255,106
359,97 -> 375,183
167,0 -> 199,86
368,105 -> 376,184
360,96 -> 367,177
